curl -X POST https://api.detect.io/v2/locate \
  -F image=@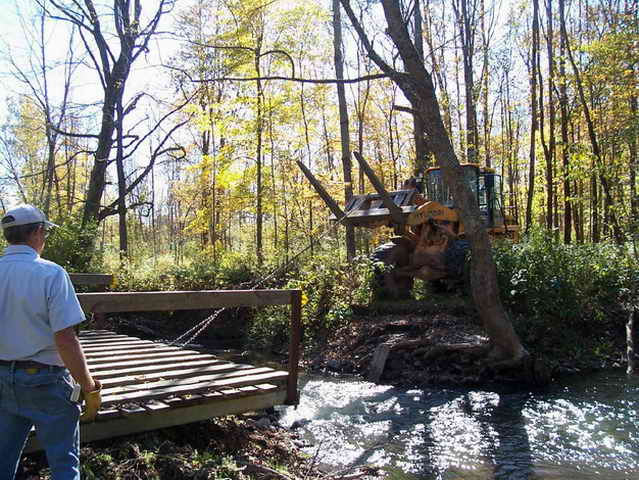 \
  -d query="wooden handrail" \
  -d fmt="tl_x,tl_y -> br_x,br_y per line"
70,273 -> 113,286
78,289 -> 296,313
